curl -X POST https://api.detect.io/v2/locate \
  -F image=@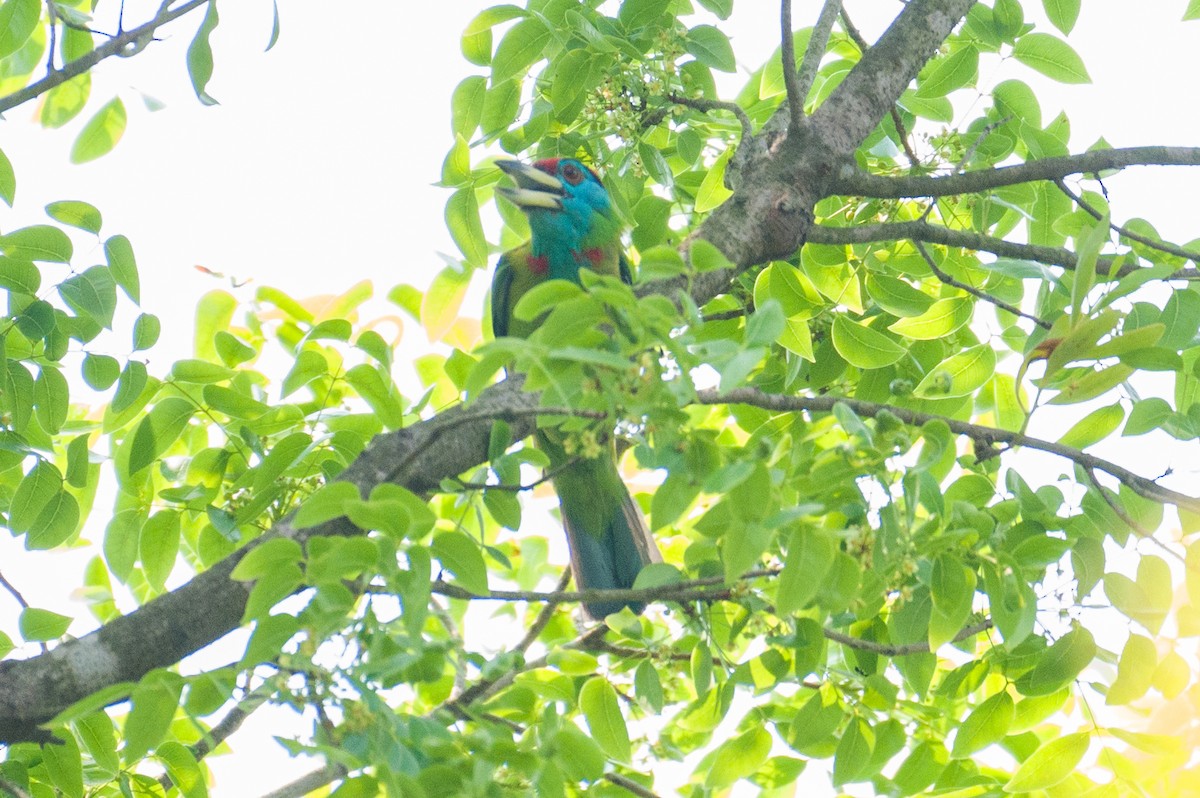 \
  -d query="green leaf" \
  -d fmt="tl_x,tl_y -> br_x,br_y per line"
42,734 -> 84,798
706,728 -> 771,789
104,234 -> 140,304
9,459 -> 63,534
695,147 -> 734,212
0,255 -> 40,293
280,349 -> 327,398
831,316 -> 906,368
0,0 -> 38,60
140,511 -> 181,592
776,527 -> 835,615
1158,288 -> 1200,350
1153,650 -> 1189,699
71,98 -> 127,163
422,264 -> 472,342
60,266 -> 117,328
579,677 -> 631,763
833,718 -> 873,786
512,278 -> 584,322
123,671 -> 184,763
888,297 -> 971,340
27,488 -> 80,549
1187,0 -> 1200,20
75,712 -> 119,778
445,188 -> 487,269
81,354 -> 118,392
618,0 -> 670,29
1003,732 -> 1089,792
186,0 -> 220,105
19,607 -> 72,641
865,274 -> 933,317
913,345 -> 996,398
112,360 -> 149,414
34,365 -> 69,434
1106,633 -> 1155,705
491,18 -> 550,83
1043,0 -> 1080,34
1057,402 -> 1123,449
132,313 -> 161,351
929,554 -> 976,648
128,397 -> 196,474
1012,33 -> 1091,84
231,538 -> 304,582
451,75 -> 487,138
292,481 -> 358,529
171,359 -> 234,384
951,691 -> 1014,758
46,200 -> 102,234
0,147 -> 12,206
1014,627 -> 1096,695
686,24 -> 735,72
2,224 -> 72,262
431,531 -> 488,594
917,44 -> 978,98
156,741 -> 208,798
